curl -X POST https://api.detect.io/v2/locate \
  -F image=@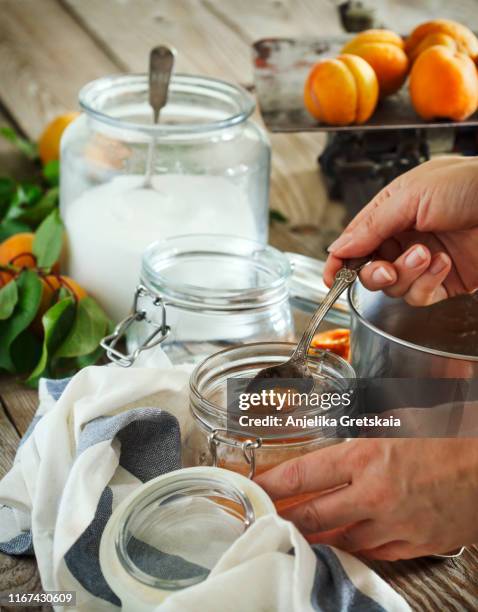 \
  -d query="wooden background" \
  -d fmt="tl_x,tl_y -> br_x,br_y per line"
1,1 -> 478,610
